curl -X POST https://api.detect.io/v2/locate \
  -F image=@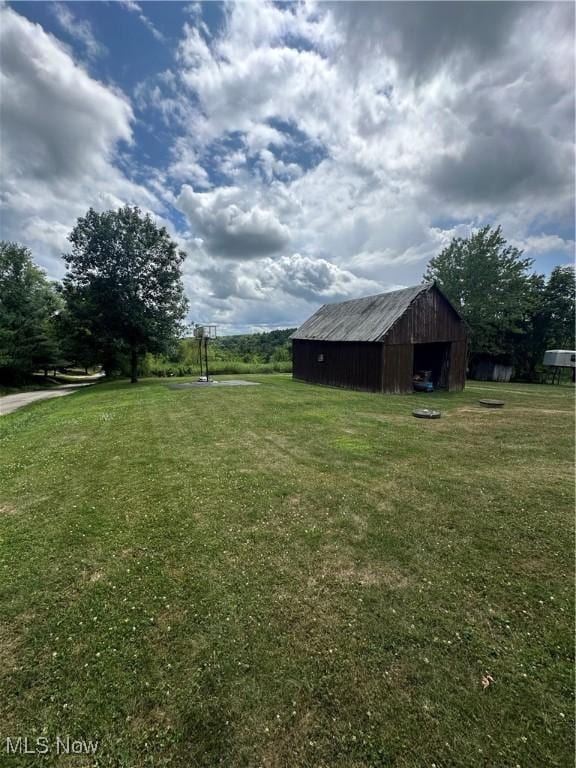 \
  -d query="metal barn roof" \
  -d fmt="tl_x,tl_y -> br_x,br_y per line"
291,283 -> 433,342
